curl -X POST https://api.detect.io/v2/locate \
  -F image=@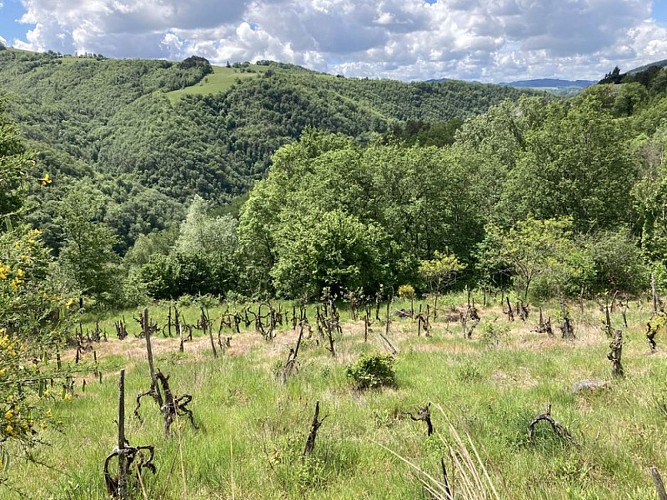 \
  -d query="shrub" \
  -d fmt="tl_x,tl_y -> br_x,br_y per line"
397,284 -> 415,300
346,354 -> 396,390
479,322 -> 510,348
